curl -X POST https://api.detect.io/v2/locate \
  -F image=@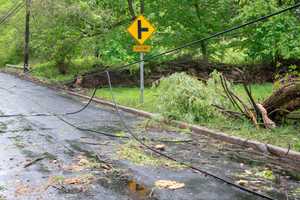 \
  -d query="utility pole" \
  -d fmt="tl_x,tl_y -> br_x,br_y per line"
24,0 -> 31,73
